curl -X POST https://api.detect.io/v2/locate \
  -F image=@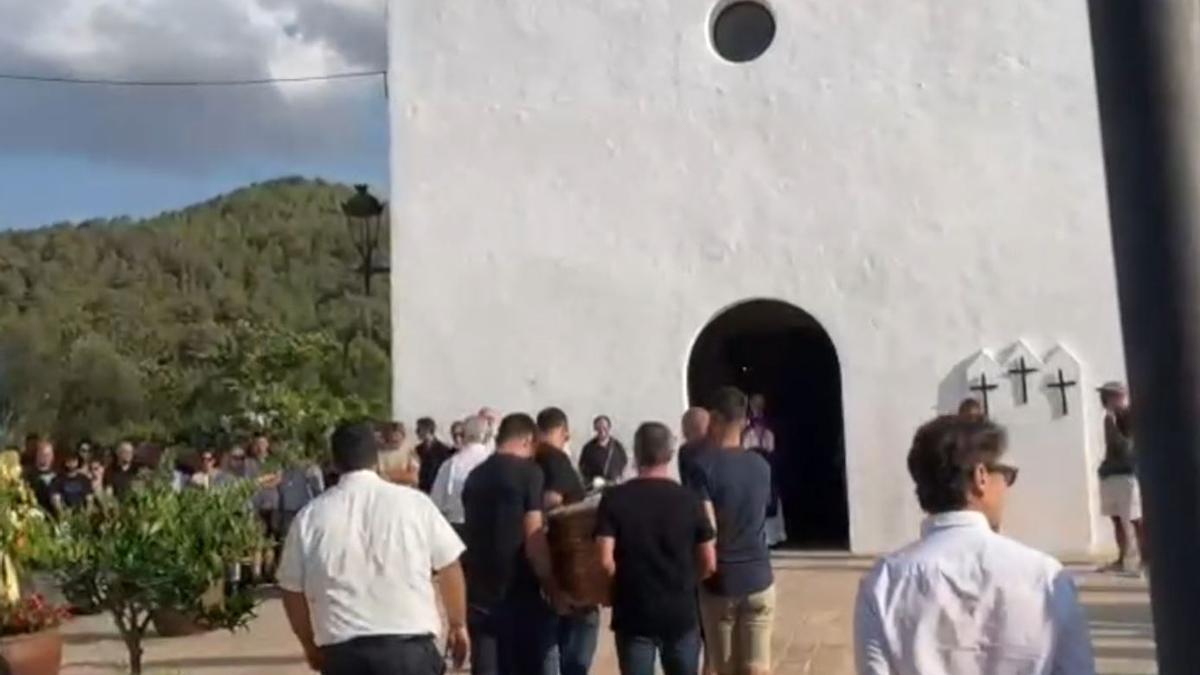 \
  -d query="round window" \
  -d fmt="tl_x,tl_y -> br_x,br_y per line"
711,1 -> 776,63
